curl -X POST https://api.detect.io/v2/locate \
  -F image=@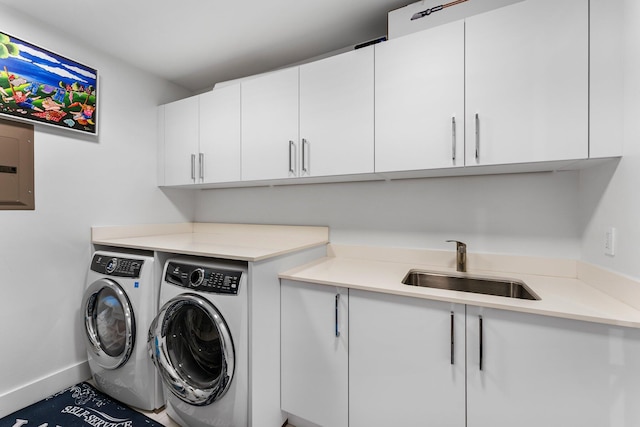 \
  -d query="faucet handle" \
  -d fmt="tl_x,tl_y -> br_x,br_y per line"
446,240 -> 467,250
446,240 -> 467,272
